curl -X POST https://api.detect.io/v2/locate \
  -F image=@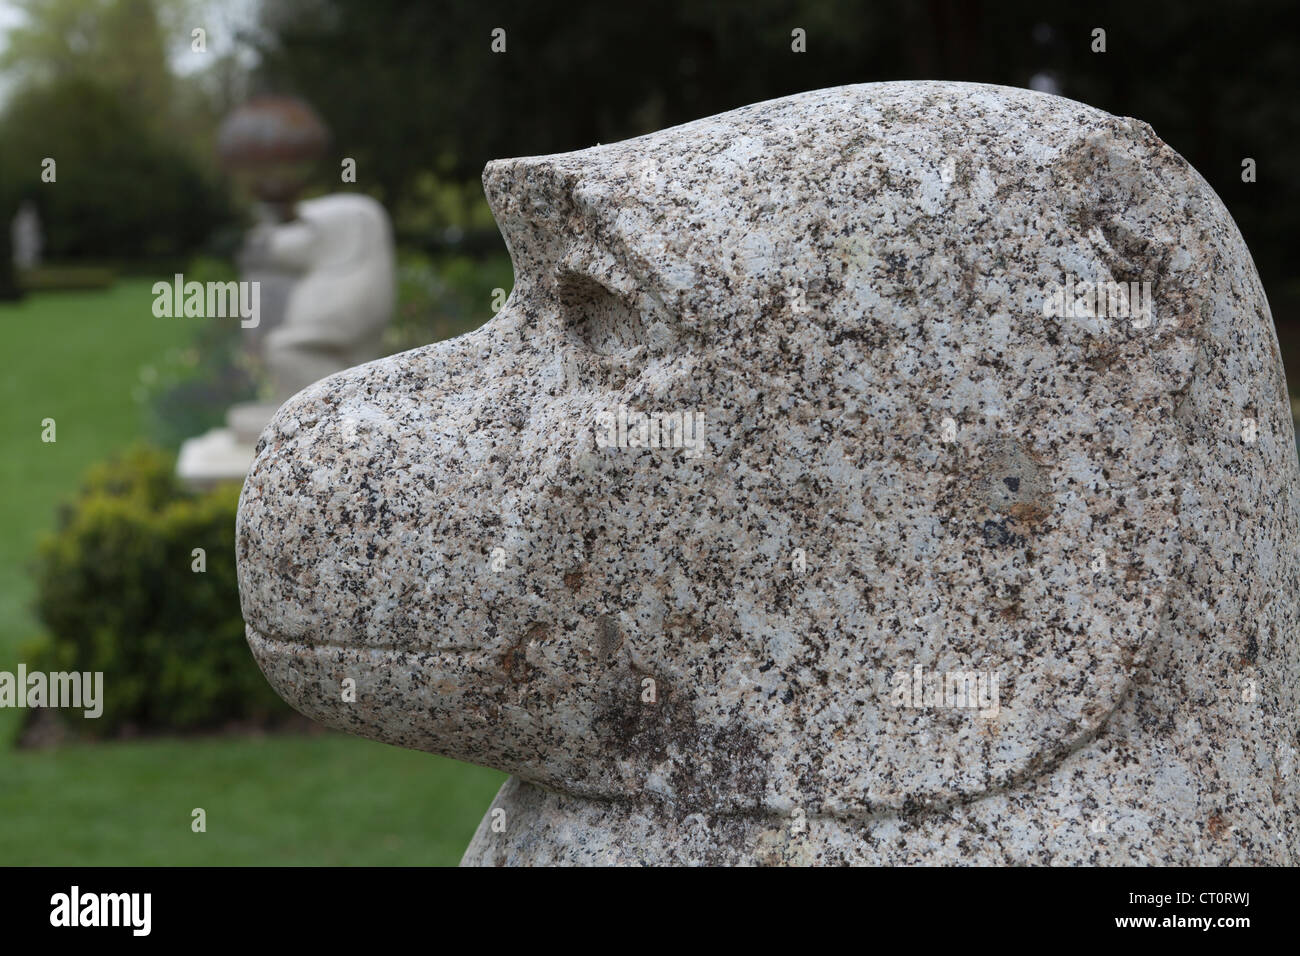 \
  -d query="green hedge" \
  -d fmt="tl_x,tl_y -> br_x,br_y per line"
18,266 -> 117,292
31,446 -> 288,736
